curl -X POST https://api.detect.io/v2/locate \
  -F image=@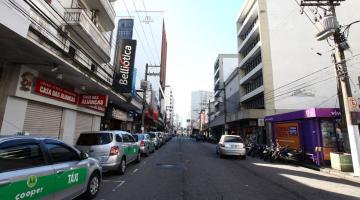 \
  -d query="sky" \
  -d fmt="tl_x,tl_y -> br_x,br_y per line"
113,0 -> 245,126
